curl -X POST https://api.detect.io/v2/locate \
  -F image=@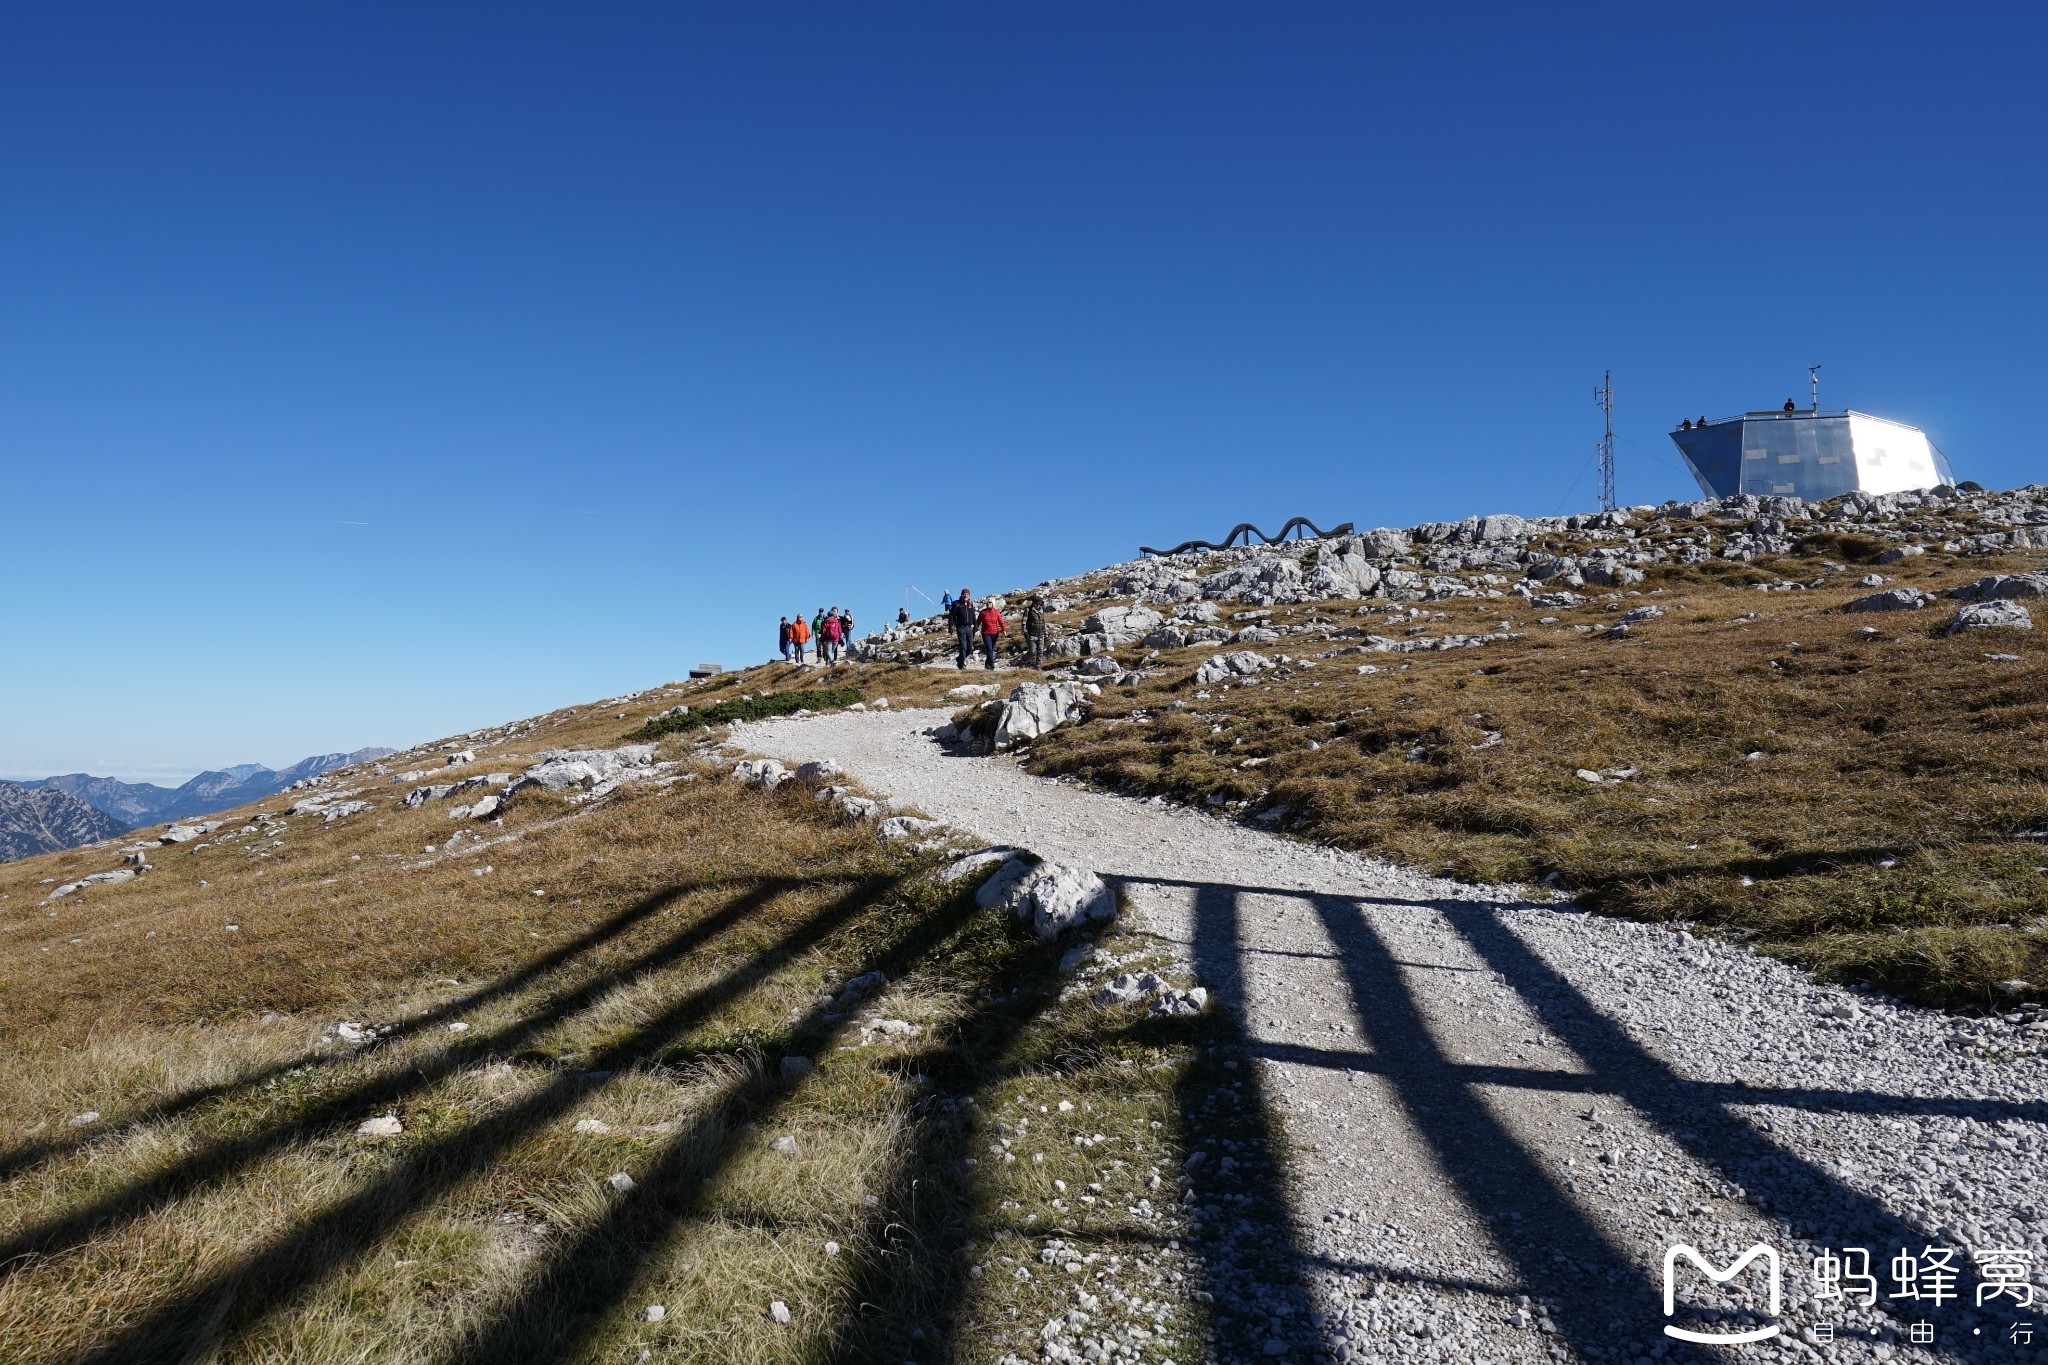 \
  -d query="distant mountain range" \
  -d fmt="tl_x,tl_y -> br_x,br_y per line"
0,782 -> 133,861
1,746 -> 395,861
